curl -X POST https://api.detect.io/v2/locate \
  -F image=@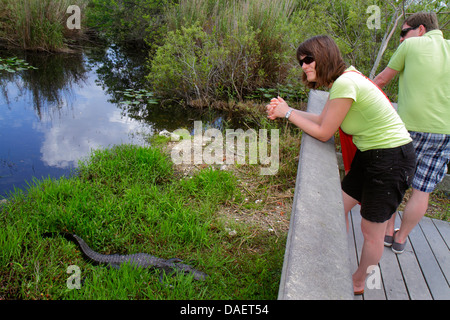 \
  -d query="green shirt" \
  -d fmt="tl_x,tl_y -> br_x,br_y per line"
388,30 -> 450,134
330,66 -> 411,152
